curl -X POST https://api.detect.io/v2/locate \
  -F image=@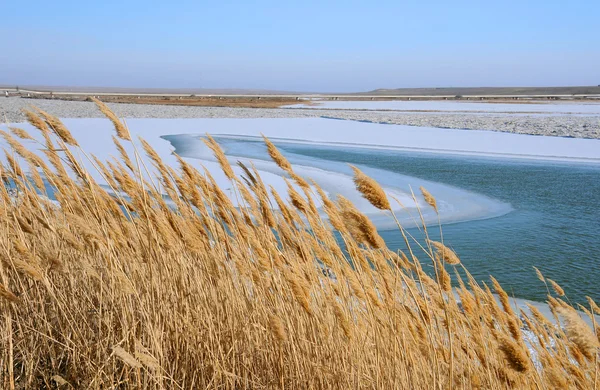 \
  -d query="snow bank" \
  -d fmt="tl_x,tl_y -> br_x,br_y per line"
286,100 -> 600,114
